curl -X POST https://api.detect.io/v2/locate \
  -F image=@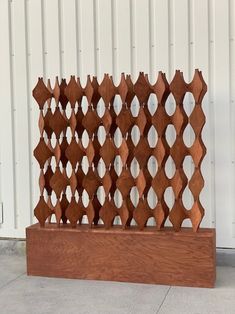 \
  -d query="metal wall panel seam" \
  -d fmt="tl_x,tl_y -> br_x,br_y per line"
148,0 -> 155,82
111,0 -> 118,80
58,0 -> 64,78
12,0 -> 32,230
93,0 -> 100,78
75,0 -> 82,77
0,0 -> 16,232
207,0 -> 216,228
8,0 -> 17,229
41,0 -> 47,79
24,0 -> 33,225
191,0 -> 213,227
60,0 -> 77,77
130,0 -> 137,79
27,0 -> 44,226
213,0 -> 232,247
168,0 -> 174,79
44,0 -> 61,78
228,0 -> 235,236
